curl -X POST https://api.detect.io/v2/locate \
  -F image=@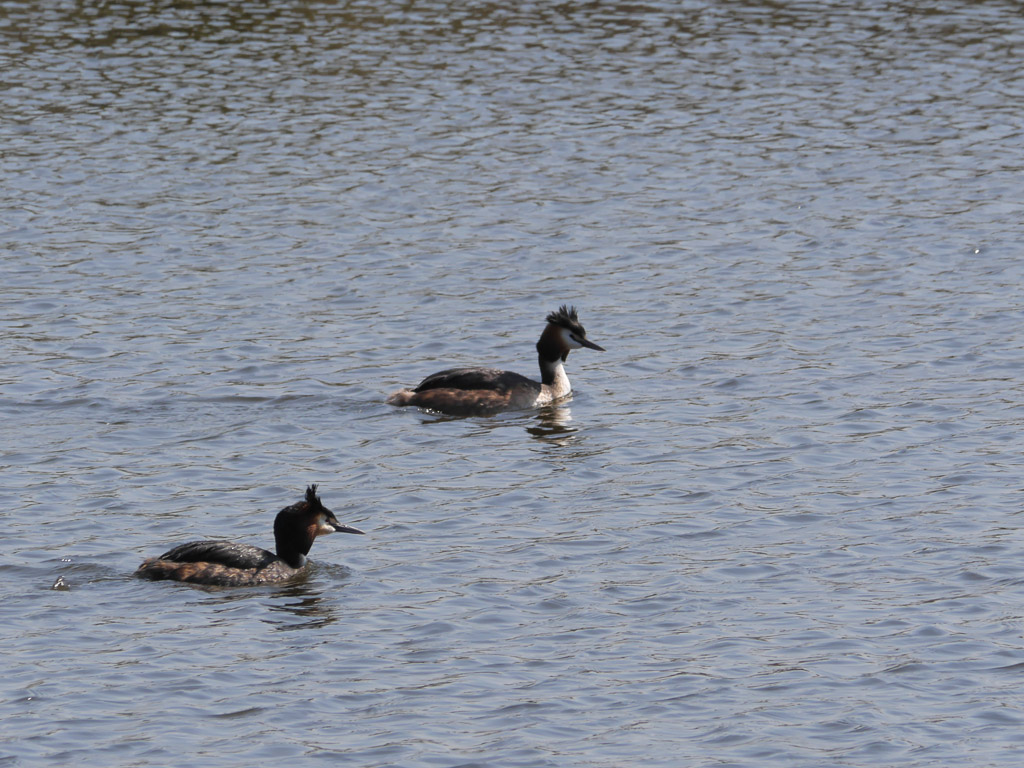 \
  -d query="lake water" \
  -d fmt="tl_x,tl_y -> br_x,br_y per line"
4,1 -> 1024,766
